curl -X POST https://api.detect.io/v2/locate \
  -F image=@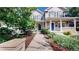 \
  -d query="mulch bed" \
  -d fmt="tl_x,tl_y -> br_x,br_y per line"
25,33 -> 36,49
